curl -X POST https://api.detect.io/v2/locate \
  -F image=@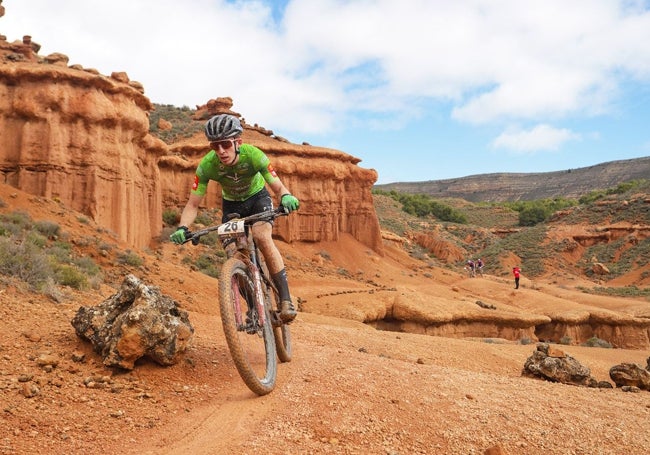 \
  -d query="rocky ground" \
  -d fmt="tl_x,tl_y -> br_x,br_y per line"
1,184 -> 650,455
